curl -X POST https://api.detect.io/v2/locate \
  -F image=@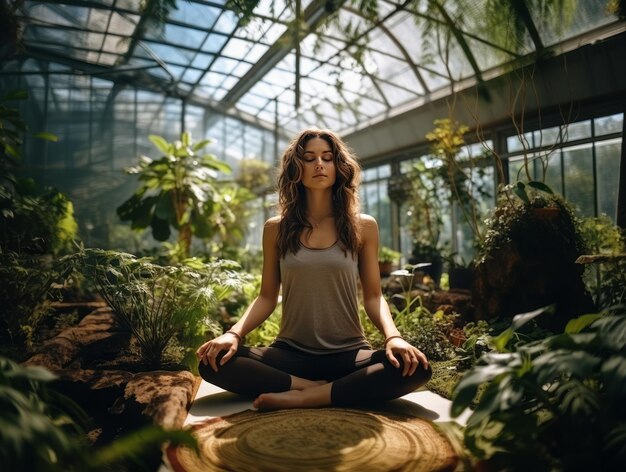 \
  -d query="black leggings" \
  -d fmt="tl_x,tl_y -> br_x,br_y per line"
198,341 -> 432,407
